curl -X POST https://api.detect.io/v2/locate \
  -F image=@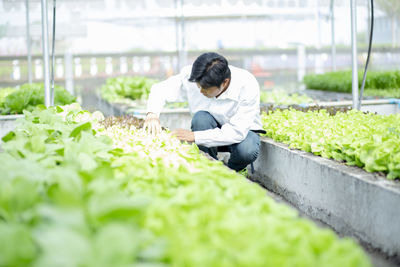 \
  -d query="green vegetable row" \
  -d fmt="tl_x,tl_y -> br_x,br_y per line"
261,109 -> 400,179
100,76 -> 158,103
0,83 -> 75,115
0,104 -> 370,266
100,75 -> 188,108
101,76 -> 315,107
303,70 -> 400,97
260,90 -> 313,105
